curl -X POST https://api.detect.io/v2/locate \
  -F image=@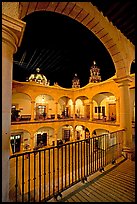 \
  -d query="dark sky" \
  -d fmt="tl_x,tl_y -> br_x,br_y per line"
13,11 -> 116,88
